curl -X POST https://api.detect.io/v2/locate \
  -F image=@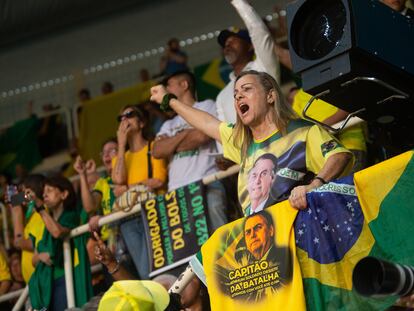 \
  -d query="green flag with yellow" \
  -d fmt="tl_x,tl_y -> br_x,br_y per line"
195,150 -> 414,310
